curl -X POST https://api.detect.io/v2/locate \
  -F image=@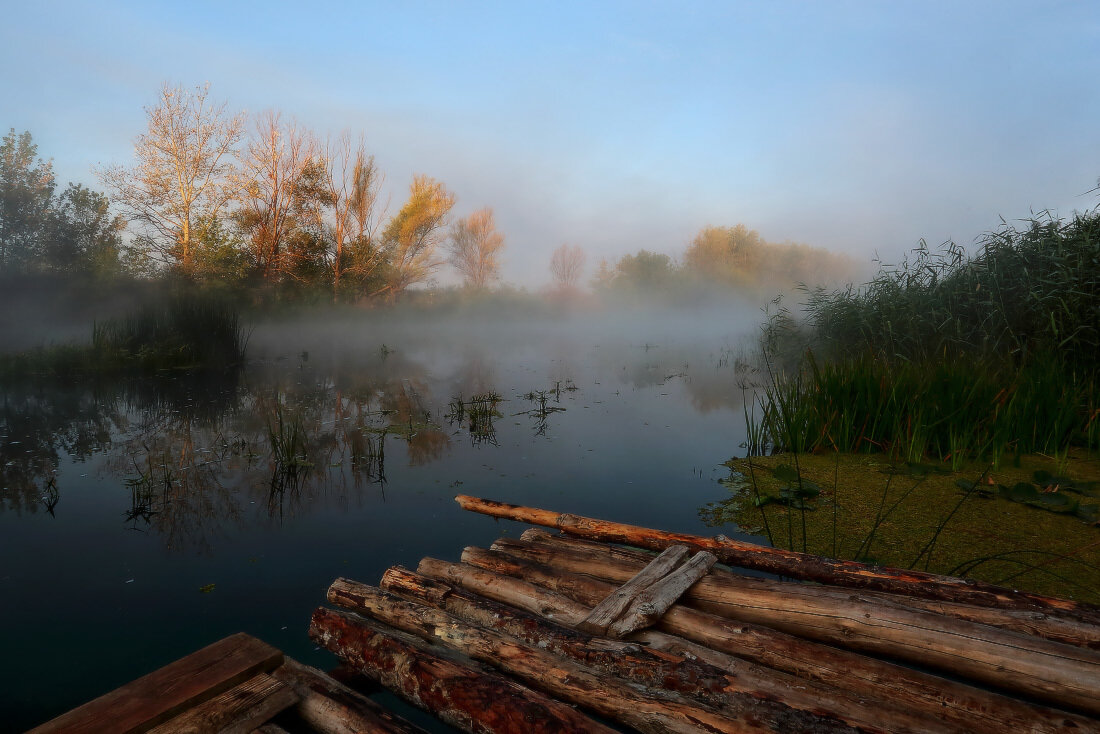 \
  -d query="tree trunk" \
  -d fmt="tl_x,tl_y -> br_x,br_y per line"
444,549 -> 1096,733
526,529 -> 1100,650
270,658 -> 429,734
487,536 -> 1100,715
370,567 -> 947,734
321,581 -> 818,734
453,494 -> 1100,626
309,607 -> 613,734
